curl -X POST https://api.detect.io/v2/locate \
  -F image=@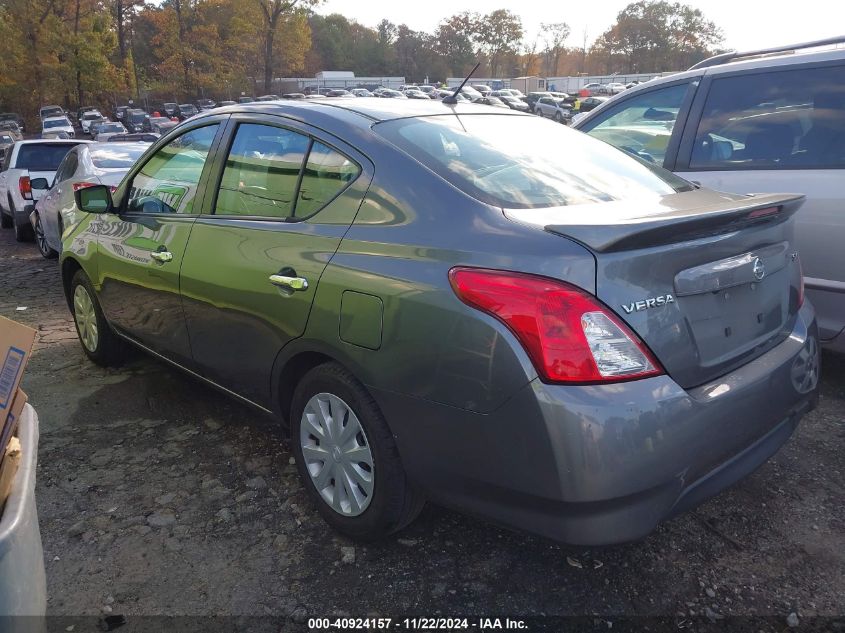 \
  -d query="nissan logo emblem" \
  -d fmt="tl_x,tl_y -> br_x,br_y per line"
752,257 -> 766,281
